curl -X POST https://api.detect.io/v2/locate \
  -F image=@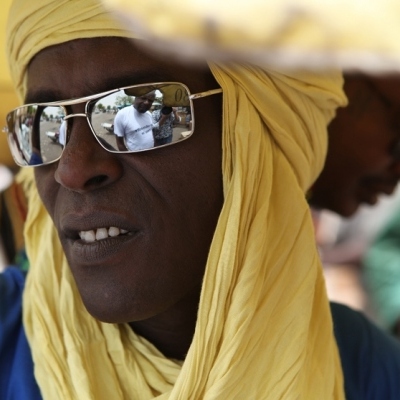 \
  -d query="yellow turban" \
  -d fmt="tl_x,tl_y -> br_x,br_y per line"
7,0 -> 347,399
